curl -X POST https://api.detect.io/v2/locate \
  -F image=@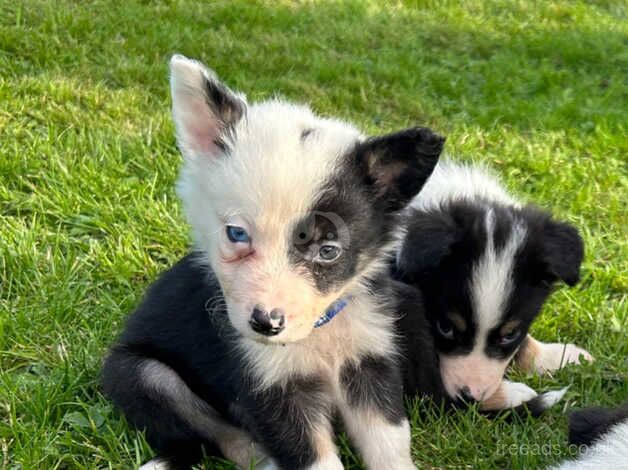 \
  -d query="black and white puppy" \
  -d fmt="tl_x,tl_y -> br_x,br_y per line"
395,160 -> 593,410
551,403 -> 628,469
101,55 -> 445,470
